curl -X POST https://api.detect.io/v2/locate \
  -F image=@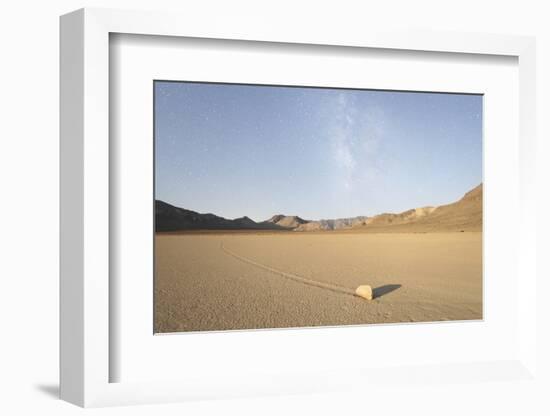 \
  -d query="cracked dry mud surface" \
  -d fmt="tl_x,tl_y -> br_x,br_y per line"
154,232 -> 482,333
